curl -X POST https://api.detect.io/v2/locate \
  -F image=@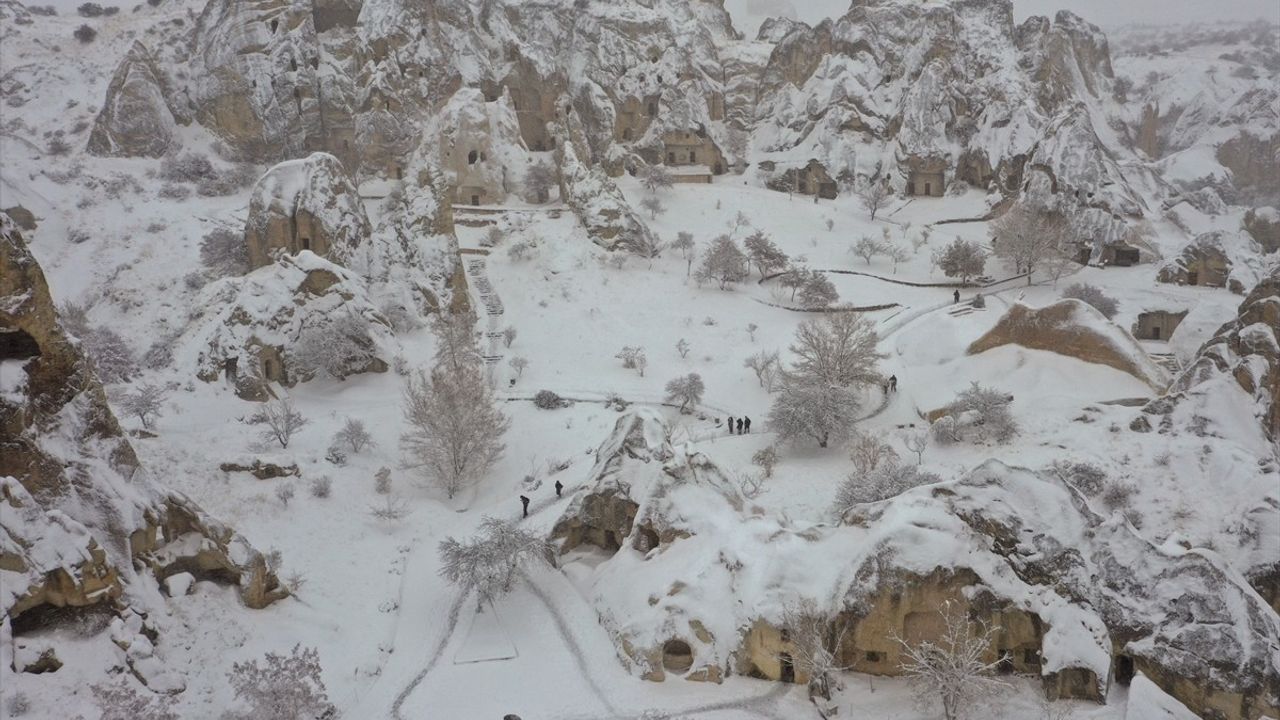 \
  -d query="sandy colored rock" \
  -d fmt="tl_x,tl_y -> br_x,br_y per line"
87,42 -> 177,158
